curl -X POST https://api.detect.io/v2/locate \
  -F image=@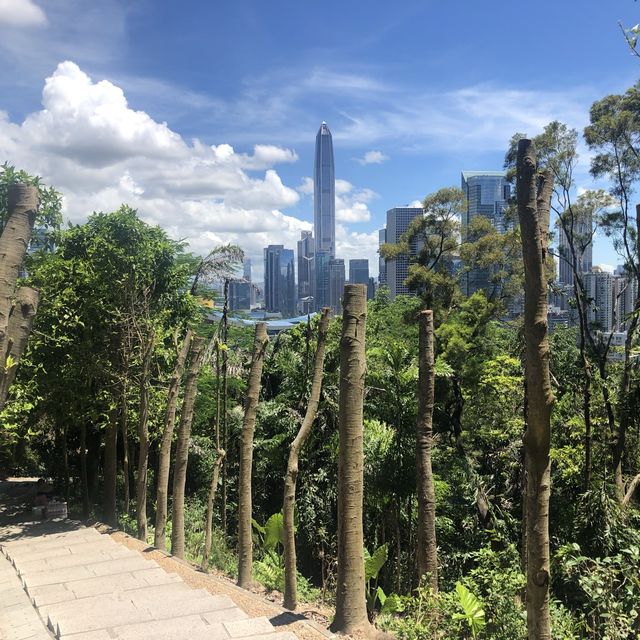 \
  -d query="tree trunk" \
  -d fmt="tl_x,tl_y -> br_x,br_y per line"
121,381 -> 130,515
136,329 -> 155,541
330,284 -> 371,636
237,322 -> 269,589
62,423 -> 70,506
155,328 -> 192,550
0,184 -> 38,409
202,340 -> 225,570
283,308 -> 330,610
517,138 -> 554,640
221,285 -> 229,537
613,311 -> 639,499
171,336 -> 204,559
103,409 -> 119,526
80,421 -> 89,517
0,286 -> 39,406
416,309 -> 438,591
